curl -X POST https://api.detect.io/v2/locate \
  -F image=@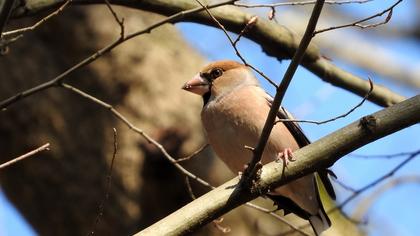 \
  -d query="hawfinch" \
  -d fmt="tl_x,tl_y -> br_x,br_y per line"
182,60 -> 335,235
